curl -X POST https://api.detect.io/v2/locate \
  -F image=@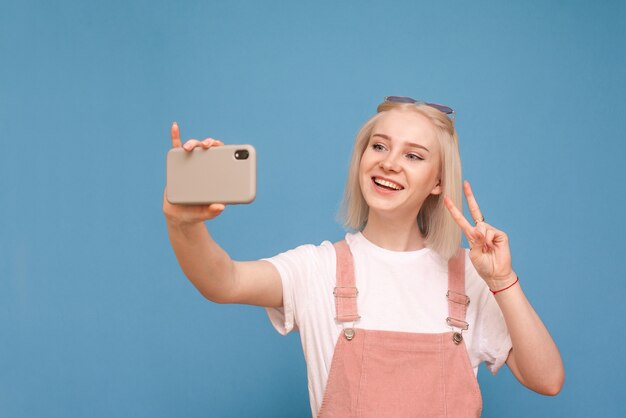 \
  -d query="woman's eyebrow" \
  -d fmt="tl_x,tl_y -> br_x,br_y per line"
372,133 -> 430,152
